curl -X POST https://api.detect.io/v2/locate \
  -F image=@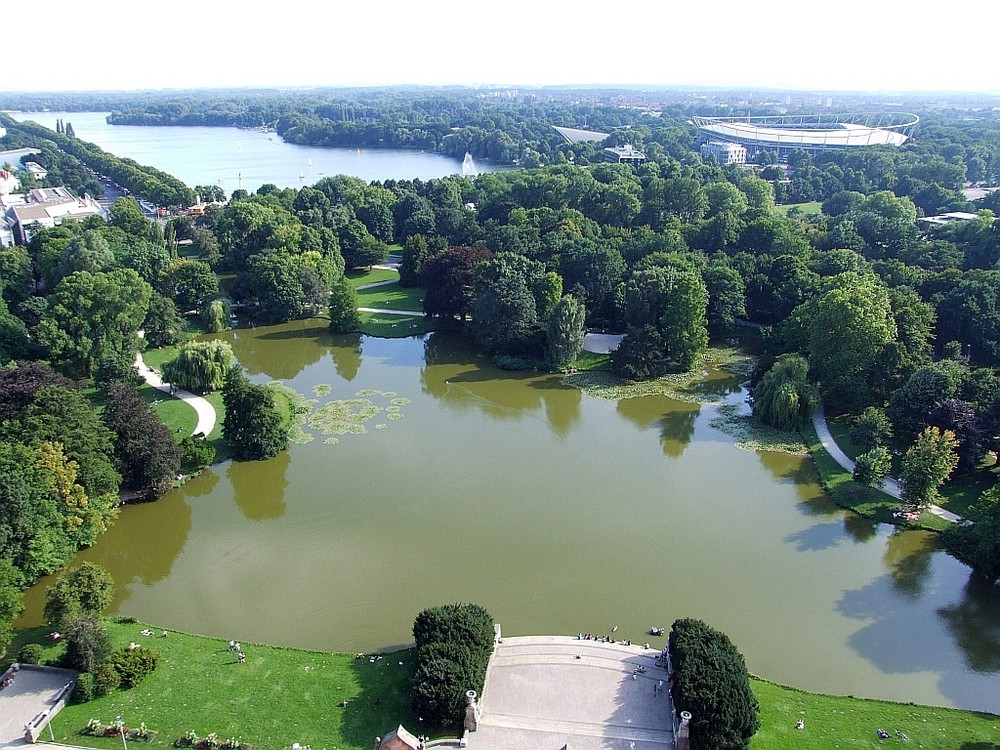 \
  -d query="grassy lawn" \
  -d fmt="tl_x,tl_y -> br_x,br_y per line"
569,350 -> 611,372
750,678 -> 1000,750
776,201 -> 823,216
358,311 -> 432,338
346,267 -> 399,288
356,282 -> 424,312
21,621 -> 423,750
800,421 -> 951,531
